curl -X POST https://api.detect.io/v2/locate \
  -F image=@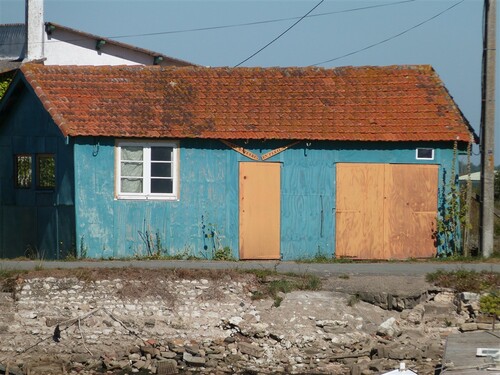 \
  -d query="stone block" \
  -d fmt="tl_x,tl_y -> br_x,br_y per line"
424,303 -> 454,317
377,317 -> 402,338
477,323 -> 494,330
133,359 -> 146,369
459,322 -> 477,332
238,342 -> 263,358
141,345 -> 159,357
225,354 -> 242,364
182,352 -> 206,366
128,353 -> 141,361
159,351 -> 177,359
